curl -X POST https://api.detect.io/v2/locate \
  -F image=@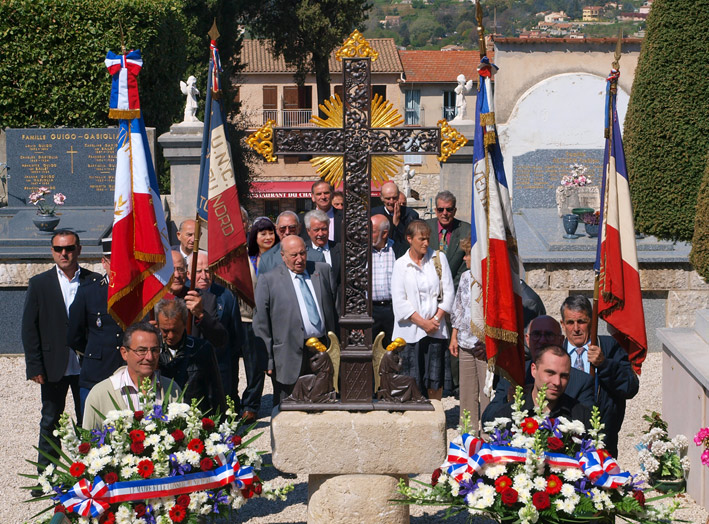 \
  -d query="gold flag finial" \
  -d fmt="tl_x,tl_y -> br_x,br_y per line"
208,19 -> 220,41
476,1 -> 486,57
335,29 -> 379,62
612,28 -> 622,70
